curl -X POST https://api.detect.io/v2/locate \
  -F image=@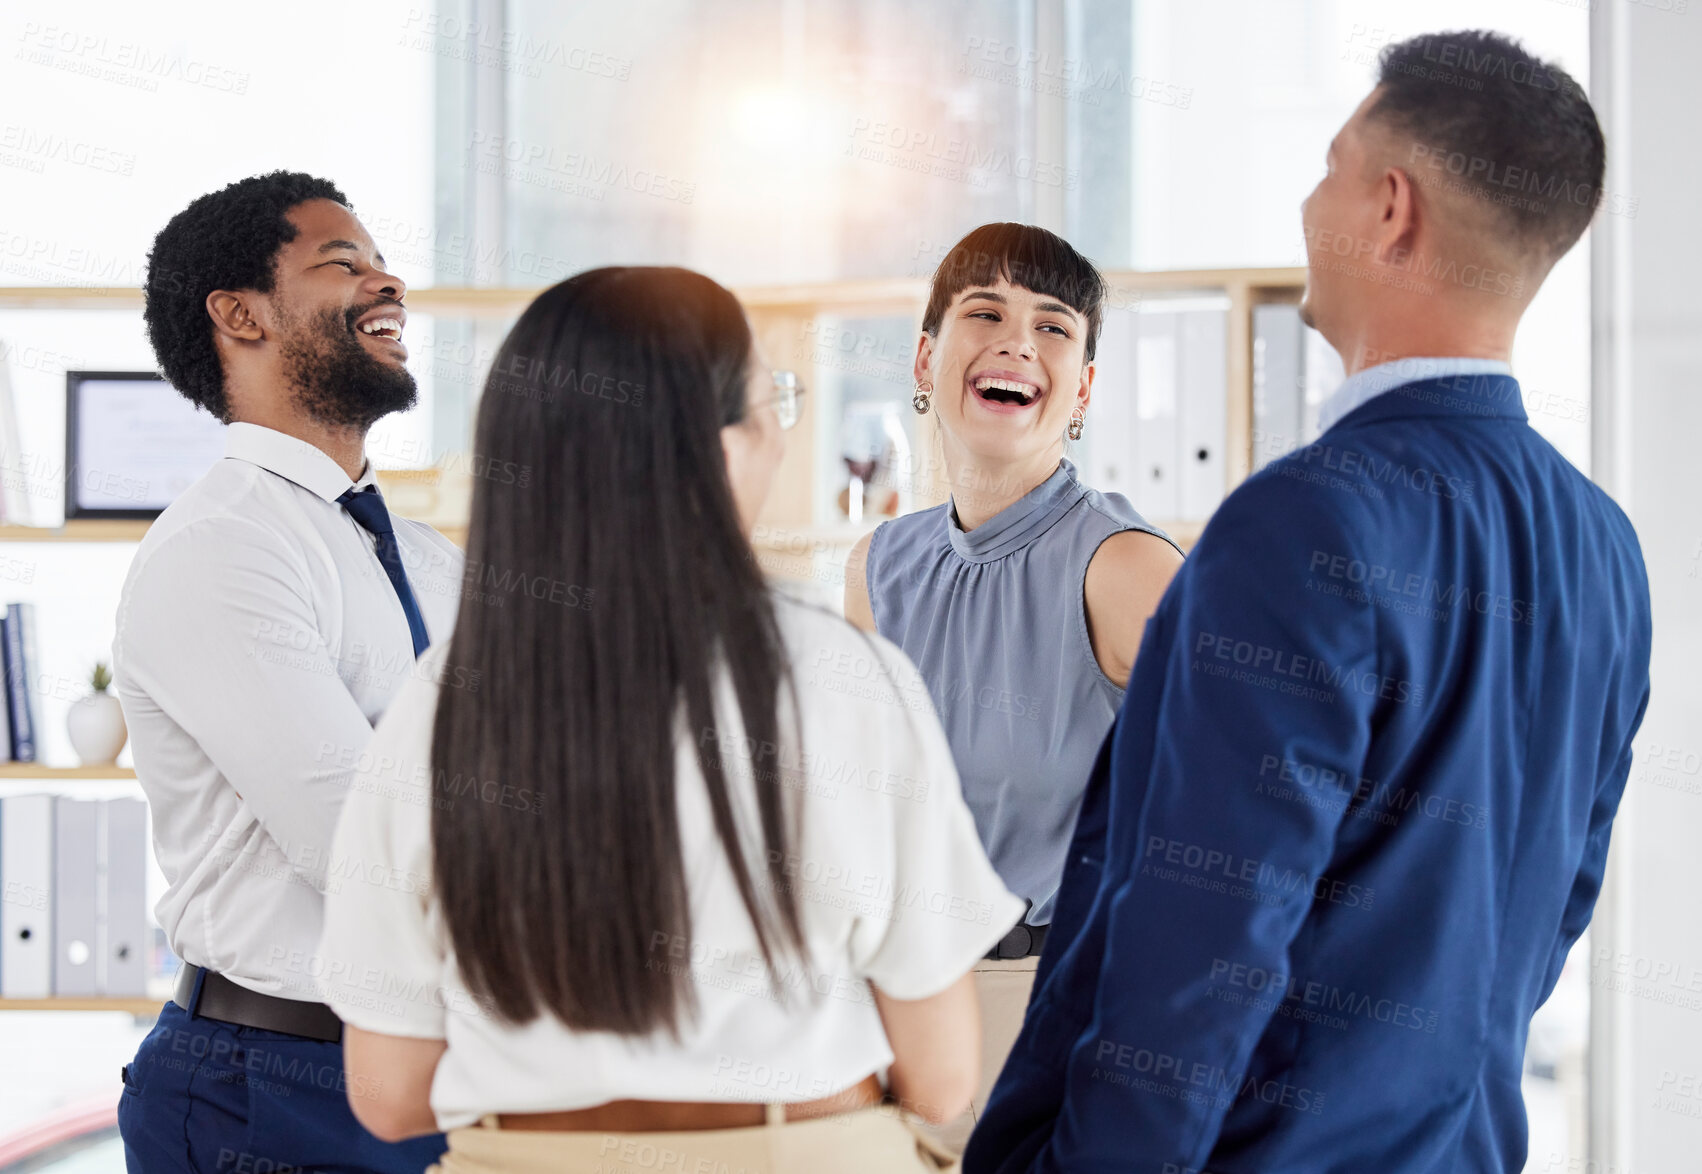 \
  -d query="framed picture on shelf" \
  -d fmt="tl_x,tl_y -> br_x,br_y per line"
64,372 -> 227,520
